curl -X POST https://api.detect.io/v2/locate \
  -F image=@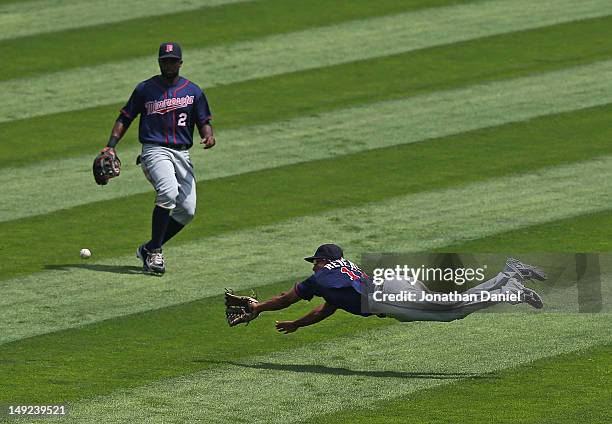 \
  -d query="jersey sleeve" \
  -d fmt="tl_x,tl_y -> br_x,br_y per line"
117,84 -> 145,126
294,275 -> 317,301
194,88 -> 212,127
